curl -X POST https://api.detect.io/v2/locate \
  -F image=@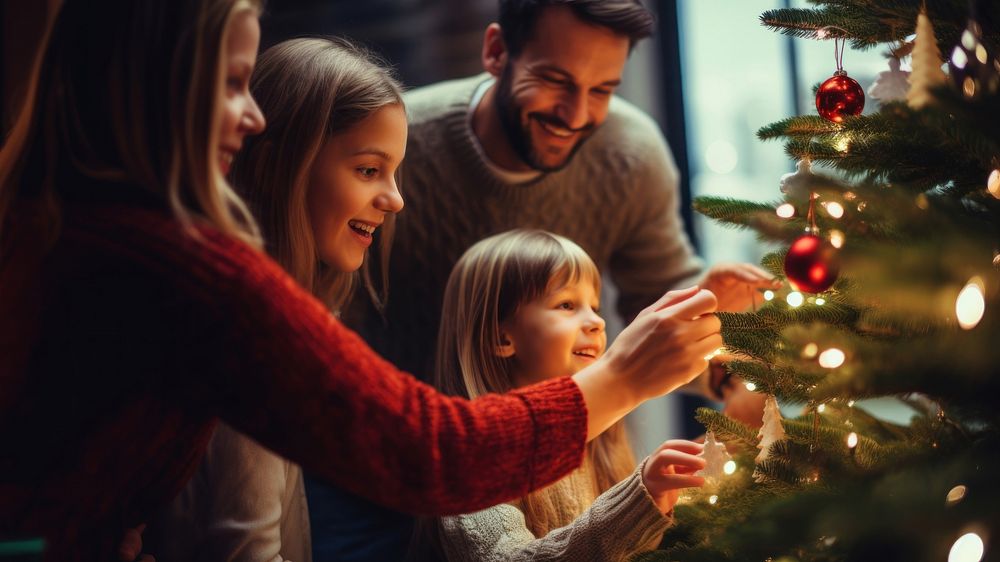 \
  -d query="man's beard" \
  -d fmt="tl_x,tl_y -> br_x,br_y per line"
494,66 -> 596,173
